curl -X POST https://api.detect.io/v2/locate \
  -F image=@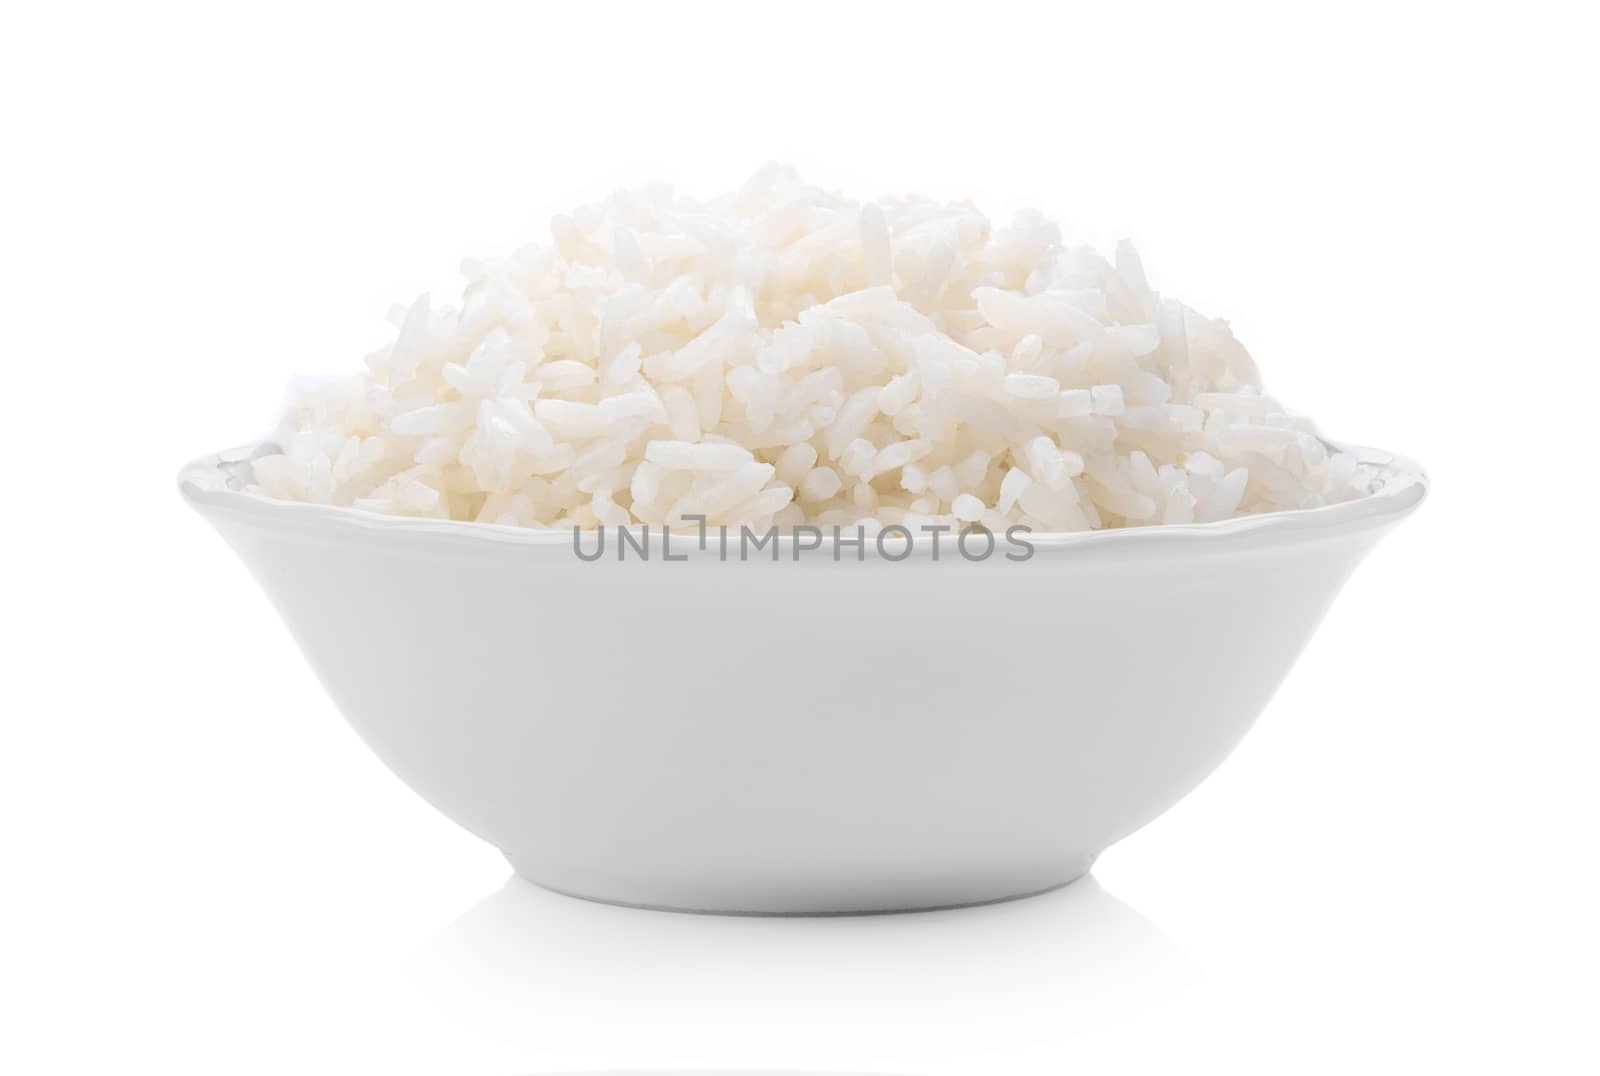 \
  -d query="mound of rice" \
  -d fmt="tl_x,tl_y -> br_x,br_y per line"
250,166 -> 1366,533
